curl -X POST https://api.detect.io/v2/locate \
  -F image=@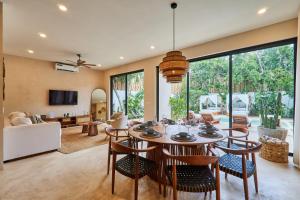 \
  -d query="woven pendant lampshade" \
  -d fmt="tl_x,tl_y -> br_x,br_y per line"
159,3 -> 189,83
